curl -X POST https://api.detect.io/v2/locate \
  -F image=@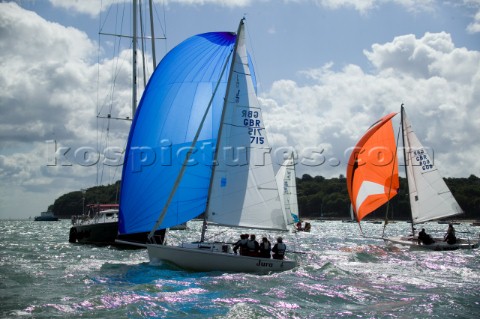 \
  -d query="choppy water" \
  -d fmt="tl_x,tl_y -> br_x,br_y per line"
1,219 -> 479,318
